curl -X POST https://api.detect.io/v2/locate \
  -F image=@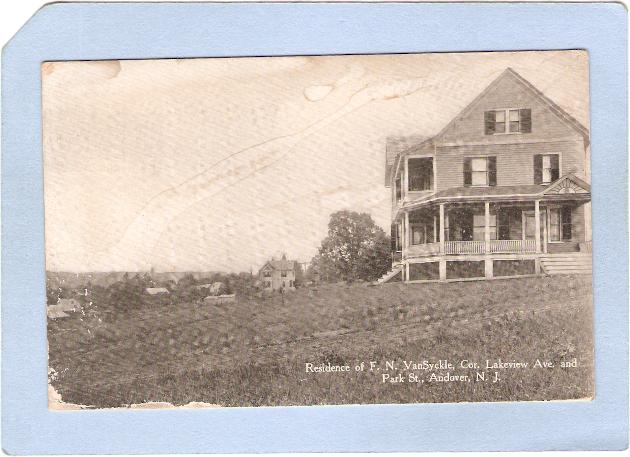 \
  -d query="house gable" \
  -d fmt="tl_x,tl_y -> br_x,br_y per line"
542,174 -> 590,195
259,263 -> 274,277
435,68 -> 588,146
